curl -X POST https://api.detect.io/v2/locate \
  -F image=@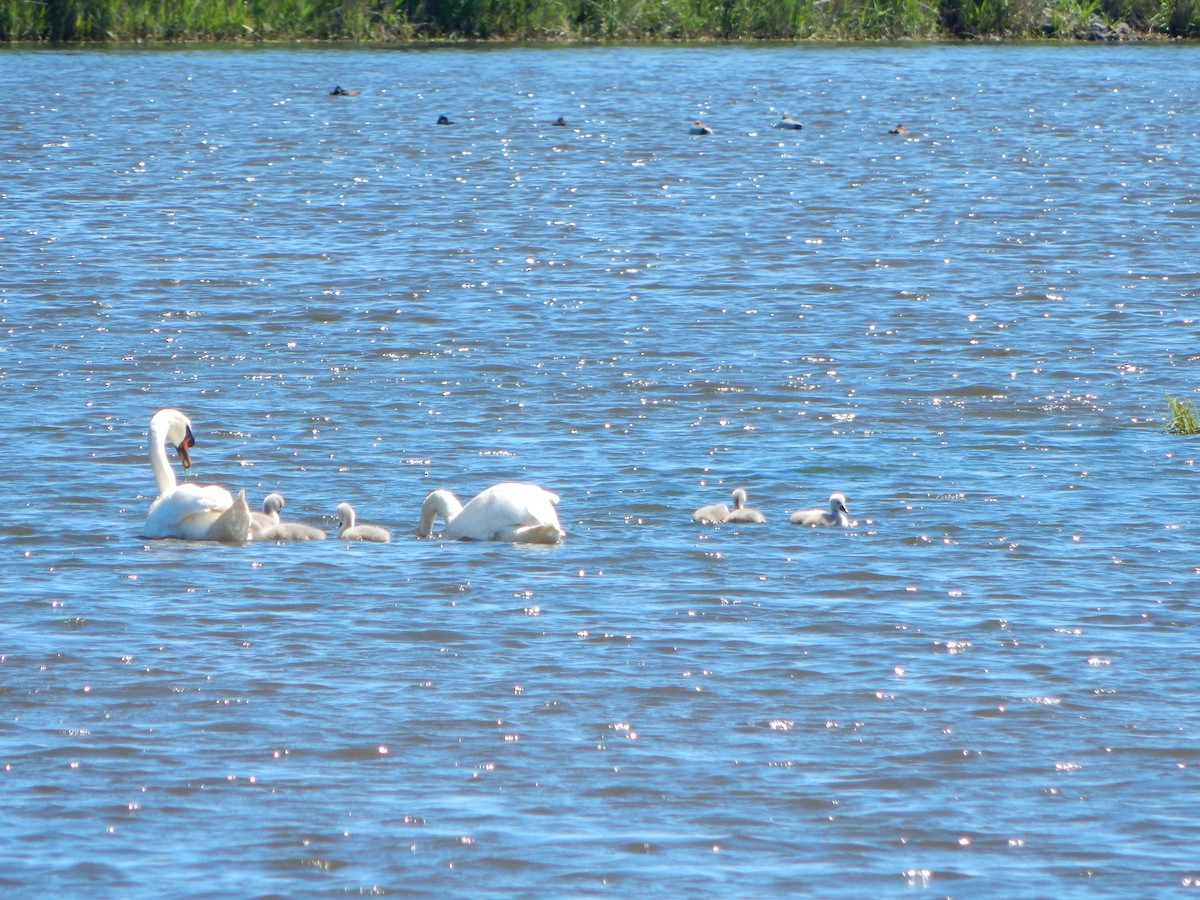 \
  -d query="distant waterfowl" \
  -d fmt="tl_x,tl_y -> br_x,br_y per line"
689,120 -> 714,135
142,407 -> 251,543
336,502 -> 391,543
417,482 -> 564,543
552,116 -> 567,126
889,123 -> 909,135
329,86 -> 359,96
252,493 -> 325,541
437,114 -> 454,125
774,114 -> 803,131
789,492 -> 852,527
724,488 -> 767,524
